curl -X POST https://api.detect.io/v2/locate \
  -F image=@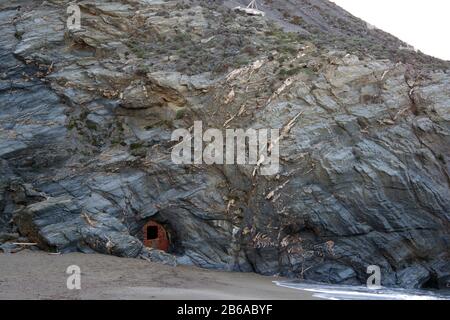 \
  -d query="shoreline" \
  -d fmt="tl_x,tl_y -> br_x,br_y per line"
0,251 -> 318,300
